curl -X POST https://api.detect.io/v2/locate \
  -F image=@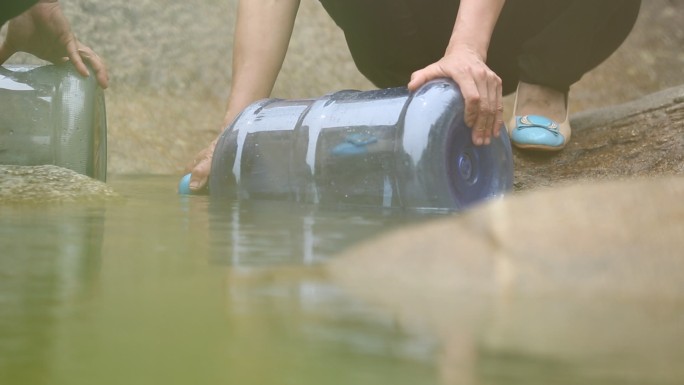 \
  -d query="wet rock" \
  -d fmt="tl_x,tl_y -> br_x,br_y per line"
0,165 -> 120,204
330,176 -> 684,300
327,176 -> 684,384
